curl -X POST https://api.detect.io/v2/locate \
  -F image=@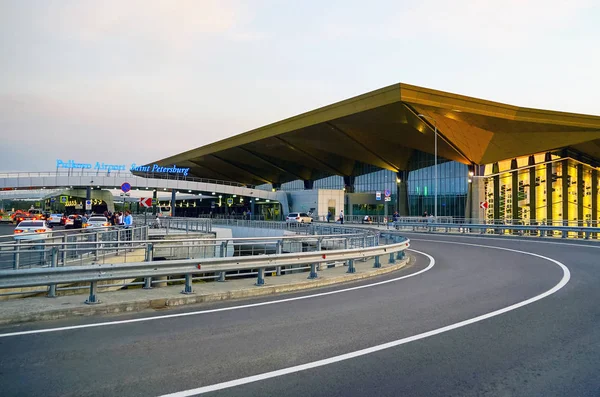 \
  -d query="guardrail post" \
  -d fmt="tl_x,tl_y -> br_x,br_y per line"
276,239 -> 283,276
388,252 -> 396,264
48,247 -> 58,298
373,255 -> 381,268
94,232 -> 100,262
585,229 -> 591,240
562,229 -> 567,239
308,263 -> 318,279
186,220 -> 189,234
218,271 -> 226,282
13,239 -> 20,270
85,281 -> 100,304
397,249 -> 405,260
346,259 -> 356,273
256,268 -> 265,286
61,235 -> 67,265
220,241 -> 228,257
143,243 -> 154,289
182,274 -> 194,294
